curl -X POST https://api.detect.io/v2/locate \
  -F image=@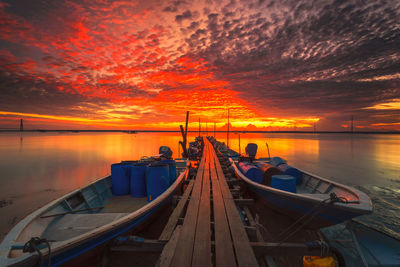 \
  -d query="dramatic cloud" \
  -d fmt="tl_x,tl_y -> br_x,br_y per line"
0,0 -> 399,130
